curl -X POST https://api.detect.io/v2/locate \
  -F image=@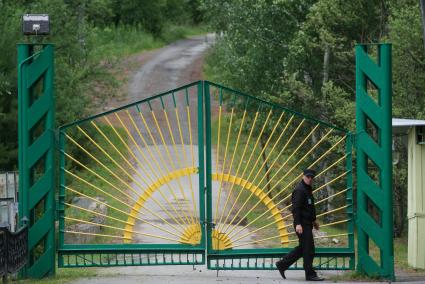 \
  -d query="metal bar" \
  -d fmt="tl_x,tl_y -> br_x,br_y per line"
18,43 -> 55,278
346,133 -> 355,270
174,108 -> 199,223
64,186 -> 185,236
199,81 -> 206,250
204,81 -> 349,133
204,82 -> 212,252
223,125 -> 334,237
139,111 -> 192,226
219,110 -> 274,232
162,109 -> 196,225
215,109 -> 247,228
59,81 -> 200,130
64,217 -> 182,243
217,111 -> 261,231
115,112 -> 189,230
231,153 -> 346,239
356,44 -> 394,279
213,107 -> 234,225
